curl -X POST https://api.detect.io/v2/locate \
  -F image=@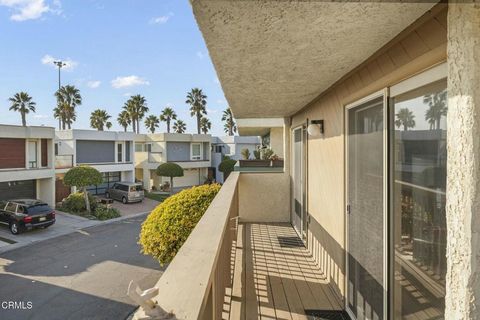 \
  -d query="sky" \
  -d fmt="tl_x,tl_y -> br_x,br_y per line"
0,0 -> 229,136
